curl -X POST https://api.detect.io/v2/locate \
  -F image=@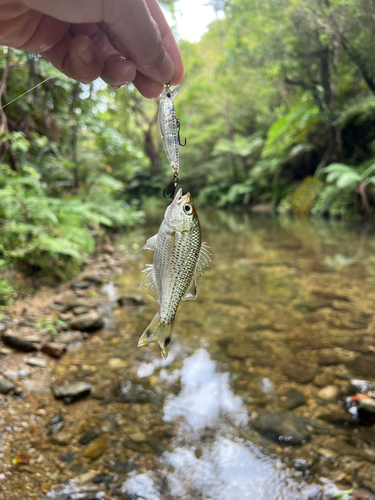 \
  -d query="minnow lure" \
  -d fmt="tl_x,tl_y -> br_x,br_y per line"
158,84 -> 185,175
